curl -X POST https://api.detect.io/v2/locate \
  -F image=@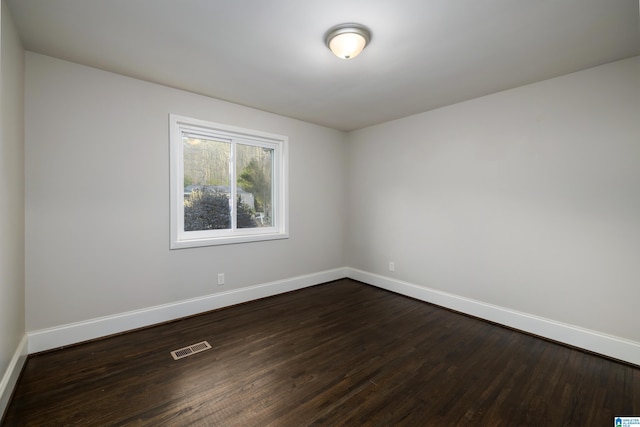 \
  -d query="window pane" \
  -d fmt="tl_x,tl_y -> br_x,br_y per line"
183,136 -> 231,231
236,143 -> 274,228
